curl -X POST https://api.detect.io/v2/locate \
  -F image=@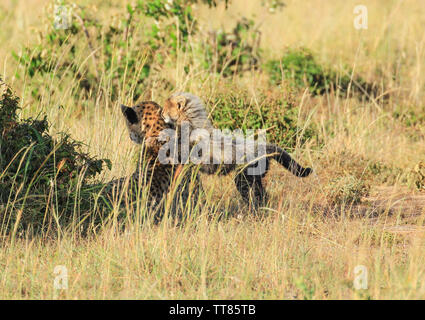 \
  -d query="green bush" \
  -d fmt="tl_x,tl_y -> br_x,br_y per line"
209,89 -> 319,149
14,3 -> 154,101
264,48 -> 373,96
201,17 -> 261,77
13,0 -> 229,102
0,79 -> 110,235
